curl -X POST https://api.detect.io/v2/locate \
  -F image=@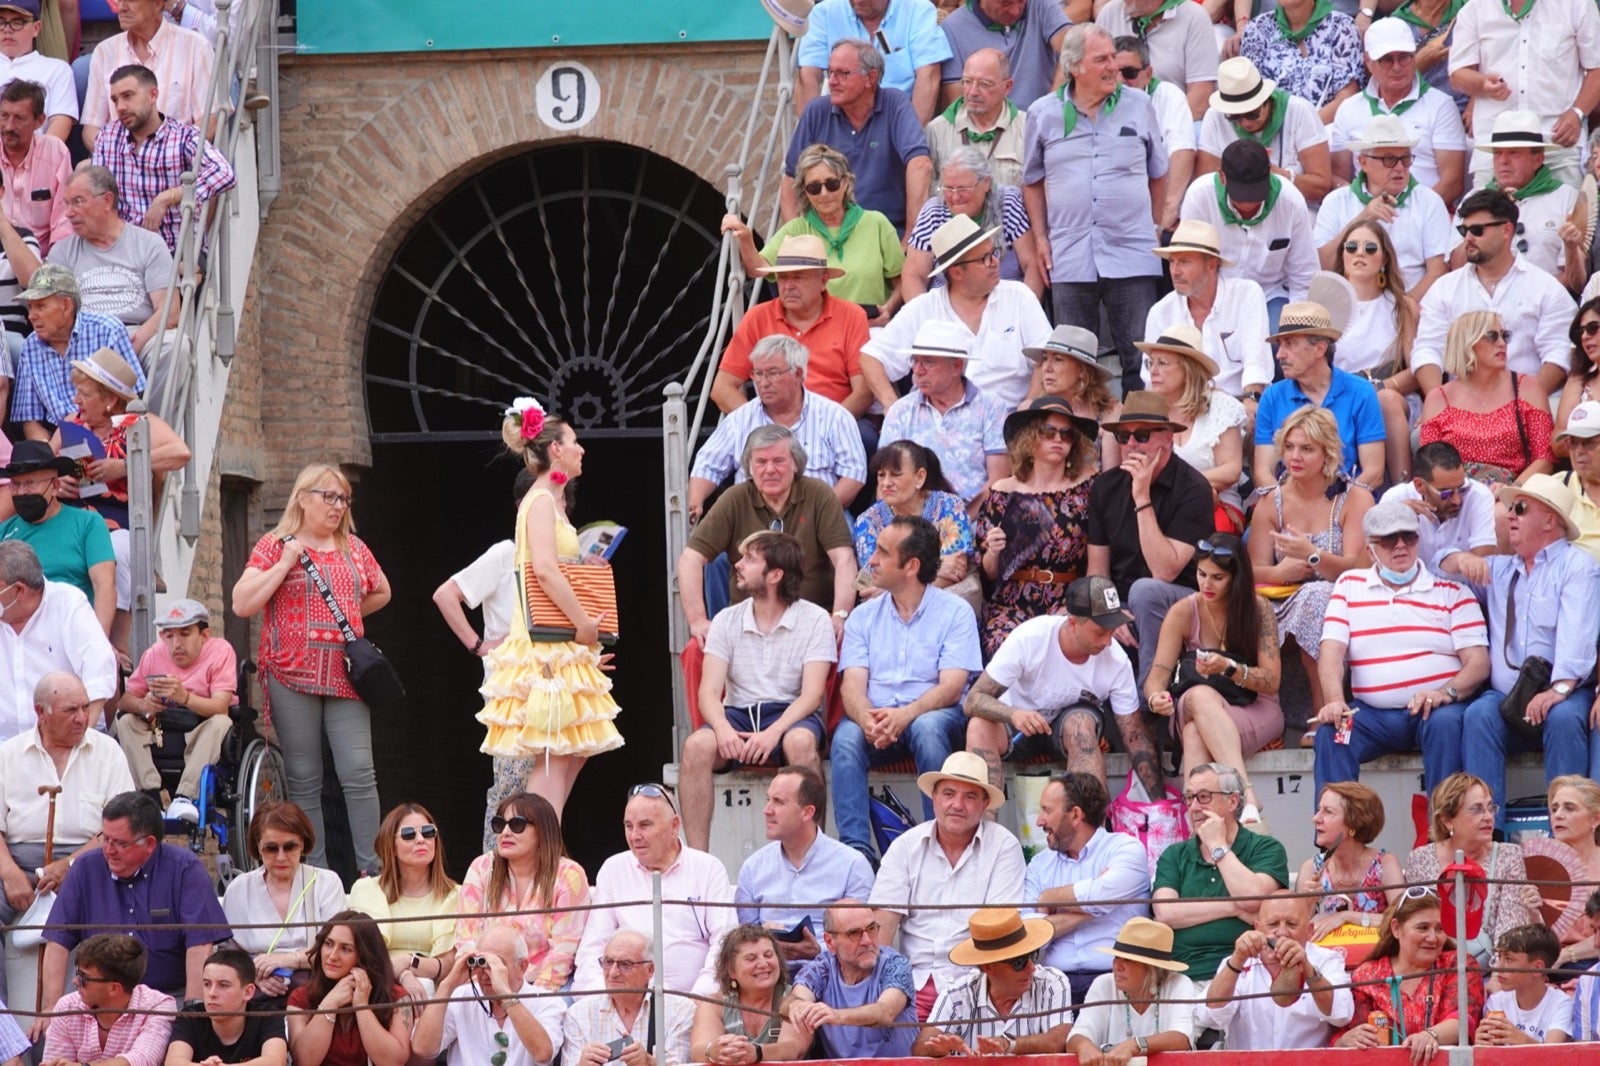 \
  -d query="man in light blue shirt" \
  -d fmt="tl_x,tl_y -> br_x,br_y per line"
789,899 -> 918,1057
1446,475 -> 1600,829
835,514 -> 981,863
734,766 -> 875,962
1024,772 -> 1150,1004
796,0 -> 952,123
